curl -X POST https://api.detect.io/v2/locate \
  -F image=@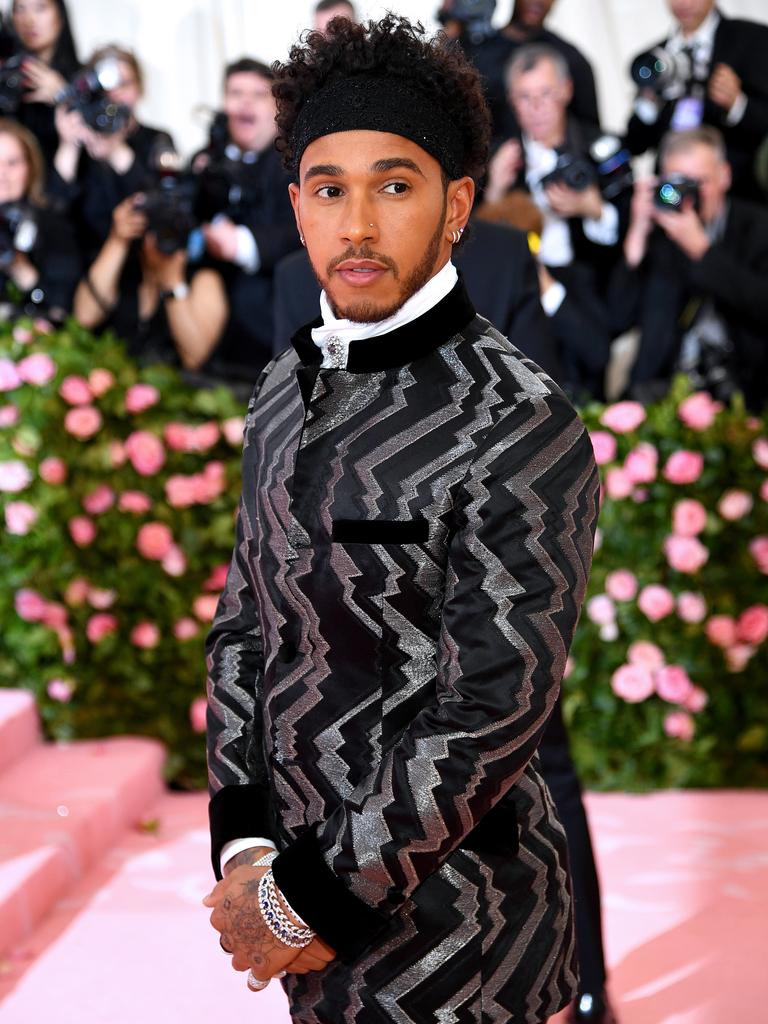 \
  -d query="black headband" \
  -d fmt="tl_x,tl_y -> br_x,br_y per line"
290,75 -> 465,180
